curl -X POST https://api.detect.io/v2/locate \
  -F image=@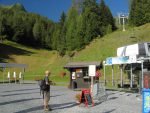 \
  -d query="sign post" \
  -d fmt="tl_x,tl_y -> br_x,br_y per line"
112,65 -> 114,86
89,65 -> 96,95
104,63 -> 106,85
